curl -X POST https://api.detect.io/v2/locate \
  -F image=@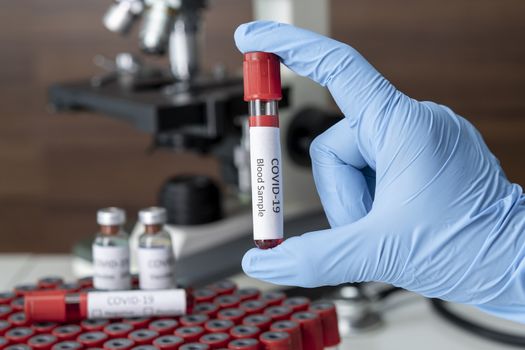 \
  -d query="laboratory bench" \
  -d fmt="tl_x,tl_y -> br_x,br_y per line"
0,253 -> 523,350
